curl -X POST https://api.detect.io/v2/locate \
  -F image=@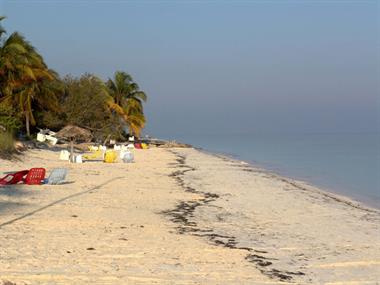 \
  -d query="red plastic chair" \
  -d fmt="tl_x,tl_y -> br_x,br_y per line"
134,143 -> 142,149
0,170 -> 29,185
24,168 -> 46,185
